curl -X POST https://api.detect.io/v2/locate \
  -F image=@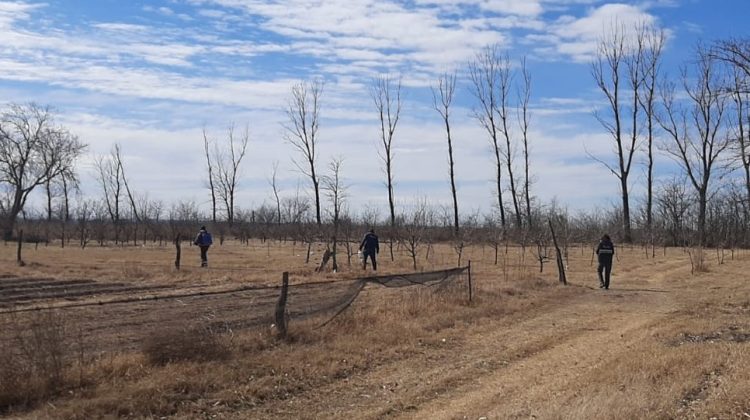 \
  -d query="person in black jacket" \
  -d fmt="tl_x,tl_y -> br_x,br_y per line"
359,229 -> 379,271
596,234 -> 615,289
